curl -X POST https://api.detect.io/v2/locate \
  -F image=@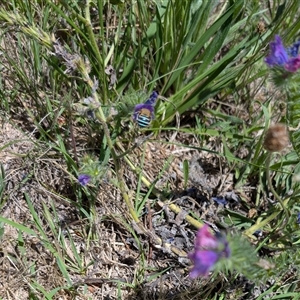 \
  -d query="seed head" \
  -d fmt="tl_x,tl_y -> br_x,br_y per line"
263,123 -> 289,152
